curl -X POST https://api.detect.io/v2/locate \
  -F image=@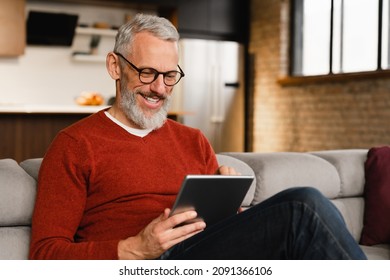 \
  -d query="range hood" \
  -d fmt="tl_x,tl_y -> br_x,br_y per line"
26,11 -> 79,46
